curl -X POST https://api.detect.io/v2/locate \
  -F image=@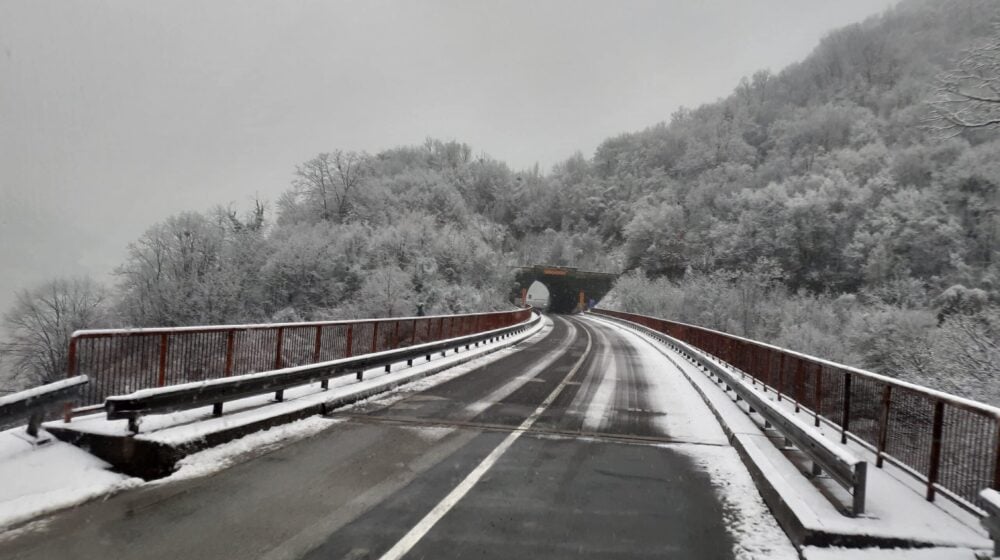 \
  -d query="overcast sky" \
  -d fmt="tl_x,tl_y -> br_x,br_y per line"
0,0 -> 899,314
